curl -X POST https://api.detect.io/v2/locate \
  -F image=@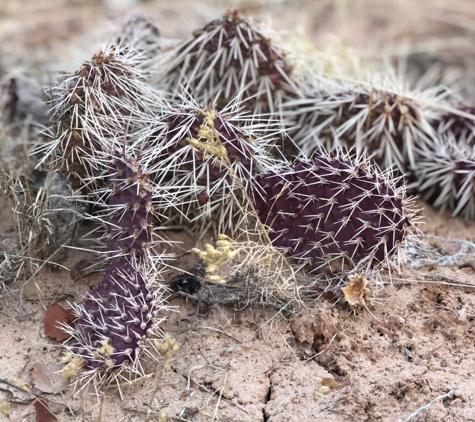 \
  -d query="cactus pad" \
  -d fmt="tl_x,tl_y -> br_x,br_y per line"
252,153 -> 416,272
138,97 -> 277,231
104,154 -> 154,259
66,257 -> 155,372
157,10 -> 298,113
